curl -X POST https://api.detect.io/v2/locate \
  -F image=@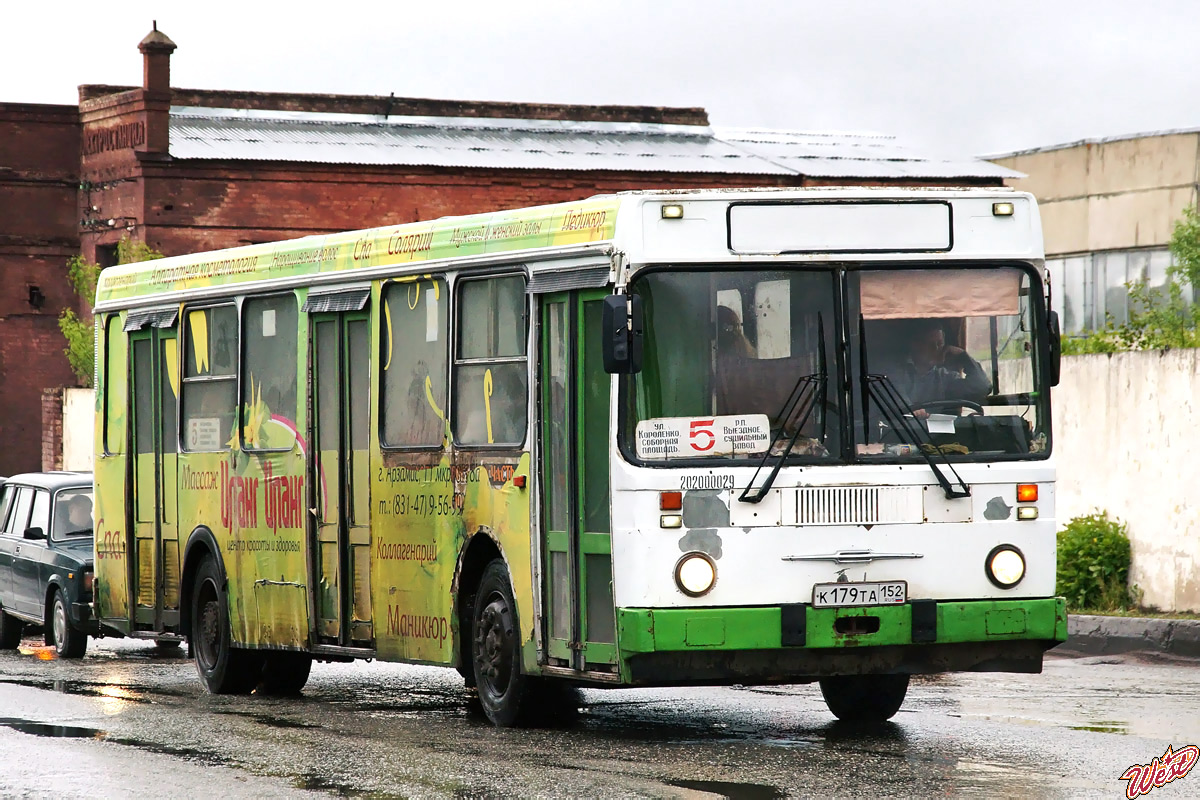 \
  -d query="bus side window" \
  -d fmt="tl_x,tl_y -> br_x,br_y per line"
102,314 -> 127,455
181,305 -> 238,452
242,294 -> 299,450
381,279 -> 448,448
453,275 -> 528,447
